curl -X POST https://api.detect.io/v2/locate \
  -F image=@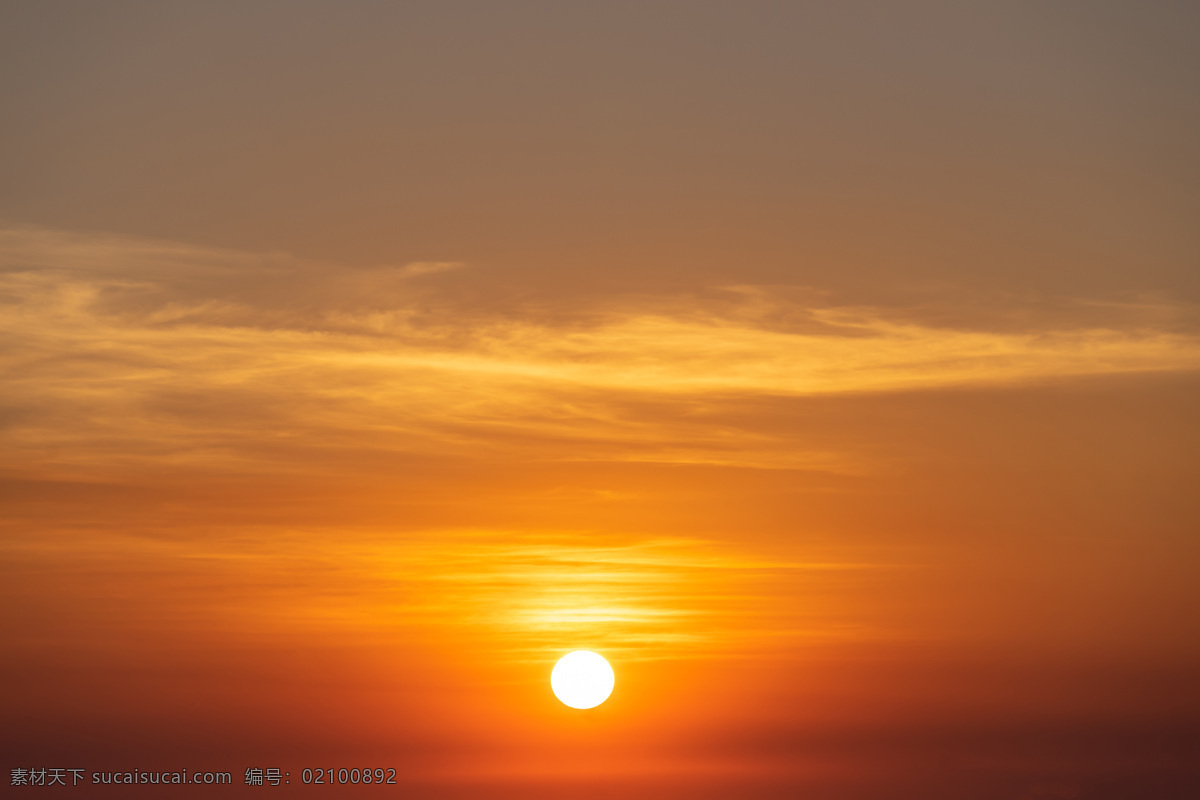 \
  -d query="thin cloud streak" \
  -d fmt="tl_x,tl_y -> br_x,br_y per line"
2,524 -> 886,663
